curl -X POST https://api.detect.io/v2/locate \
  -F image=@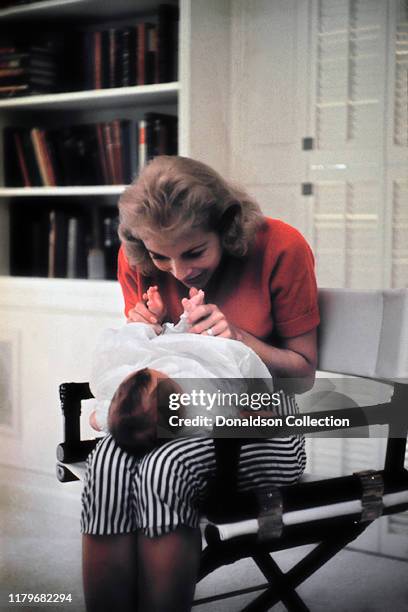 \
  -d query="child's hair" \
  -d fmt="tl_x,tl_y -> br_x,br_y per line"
118,155 -> 265,275
108,368 -> 157,455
